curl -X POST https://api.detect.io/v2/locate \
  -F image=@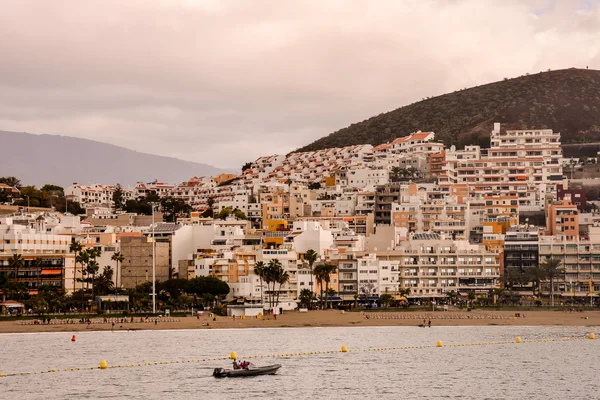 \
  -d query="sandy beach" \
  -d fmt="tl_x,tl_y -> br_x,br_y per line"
0,309 -> 598,334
